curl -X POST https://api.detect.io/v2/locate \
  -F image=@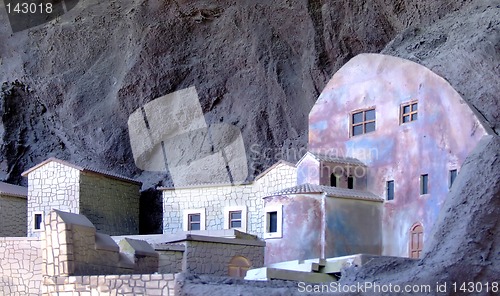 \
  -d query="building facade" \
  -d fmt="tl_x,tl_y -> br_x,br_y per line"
160,160 -> 297,238
0,181 -> 28,237
22,158 -> 142,237
297,53 -> 490,258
